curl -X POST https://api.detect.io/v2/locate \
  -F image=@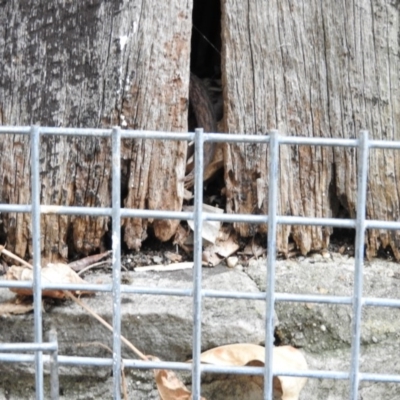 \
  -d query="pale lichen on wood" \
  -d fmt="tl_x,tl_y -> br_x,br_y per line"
0,0 -> 192,260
